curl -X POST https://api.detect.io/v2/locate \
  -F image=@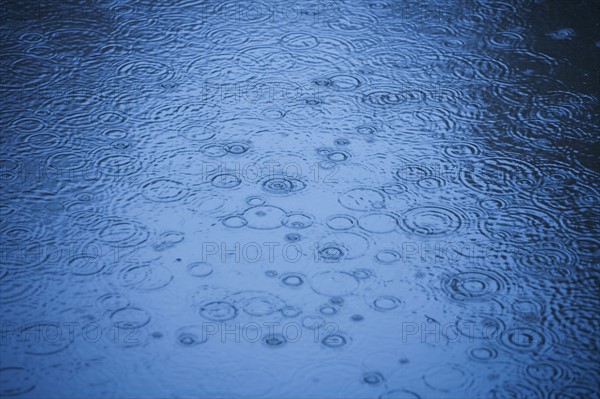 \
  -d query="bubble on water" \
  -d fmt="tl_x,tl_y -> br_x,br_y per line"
319,304 -> 337,315
318,244 -> 345,261
281,273 -> 305,288
334,138 -> 350,146
351,314 -> 365,322
284,232 -> 302,242
362,371 -> 385,385
263,333 -> 287,348
176,325 -> 208,346
327,151 -> 351,162
321,332 -> 350,348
